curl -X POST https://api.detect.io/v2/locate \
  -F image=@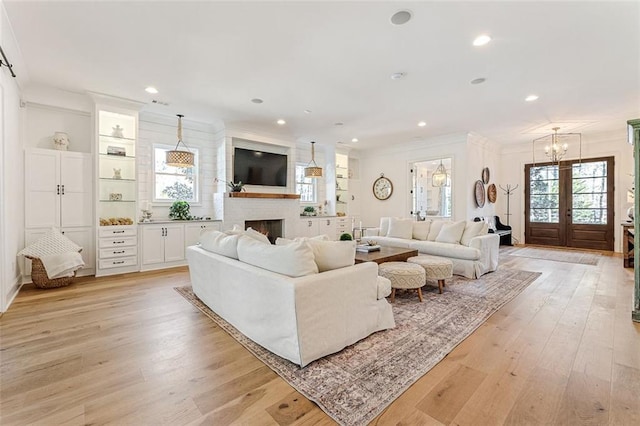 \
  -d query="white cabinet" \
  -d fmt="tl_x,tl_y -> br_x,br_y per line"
185,222 -> 221,248
141,224 -> 185,270
336,153 -> 349,216
318,218 -> 337,239
24,148 -> 95,277
297,217 -> 346,240
97,225 -> 138,271
298,218 -> 319,238
335,217 -> 351,240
